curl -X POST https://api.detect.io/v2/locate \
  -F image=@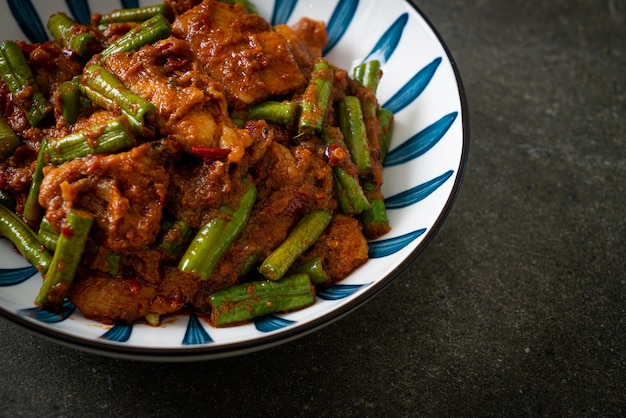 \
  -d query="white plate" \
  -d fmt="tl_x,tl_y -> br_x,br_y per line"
0,0 -> 469,361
